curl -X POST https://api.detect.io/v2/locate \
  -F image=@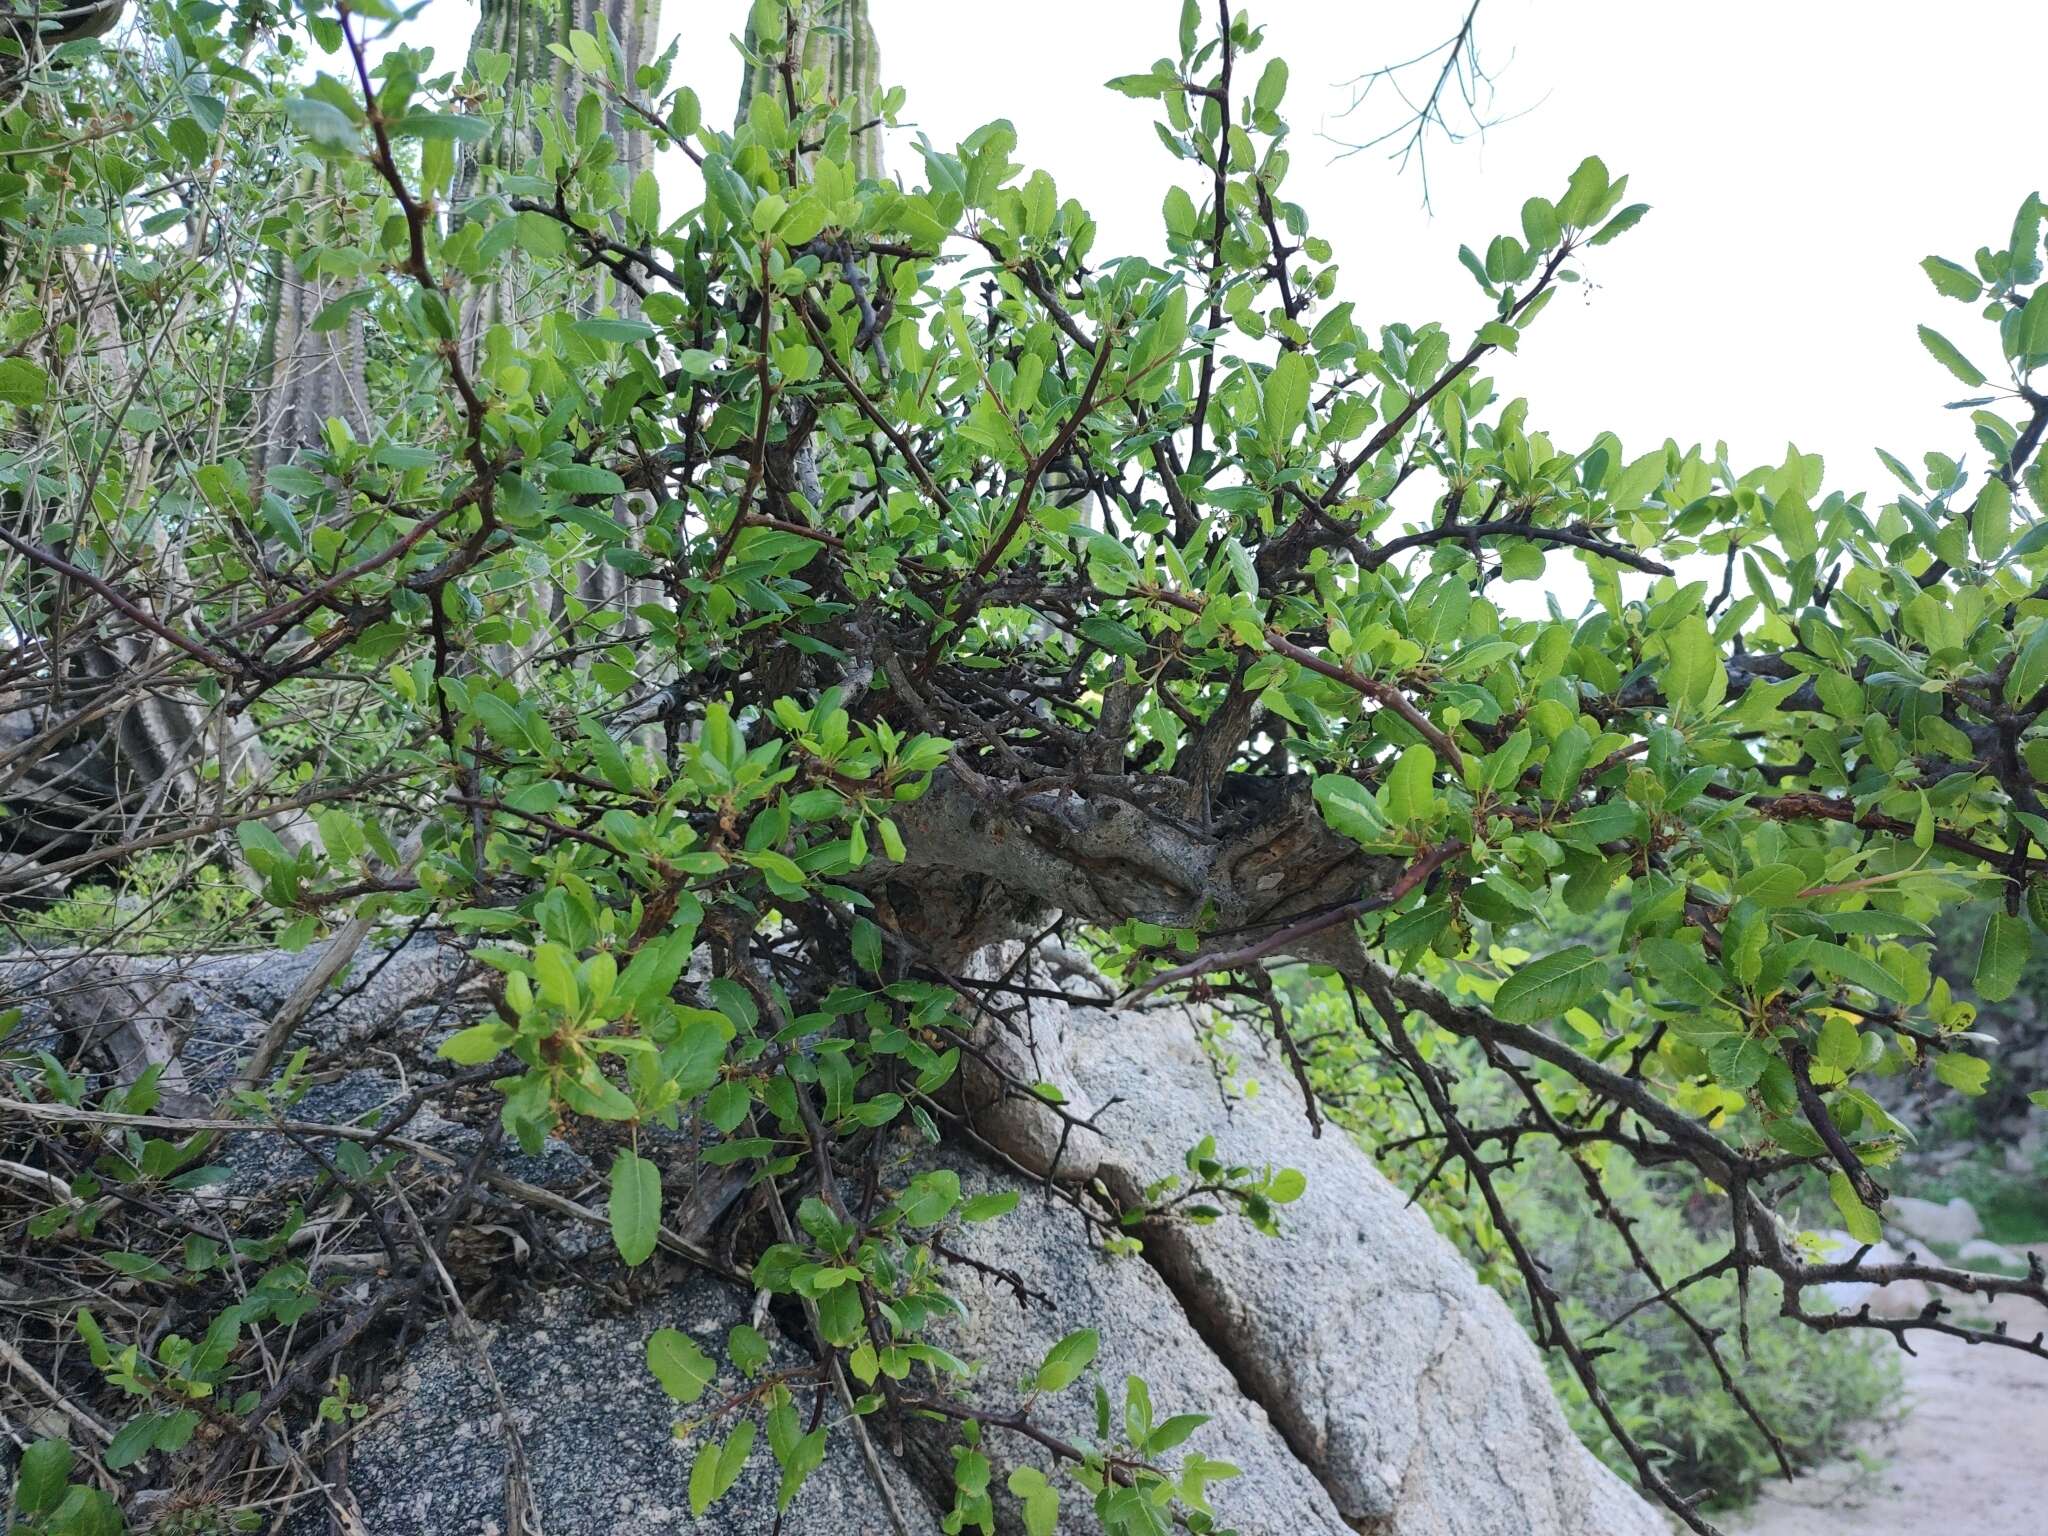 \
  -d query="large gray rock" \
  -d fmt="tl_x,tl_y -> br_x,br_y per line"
329,1280 -> 940,1536
911,1148 -> 1353,1536
1884,1194 -> 1983,1249
8,936 -> 1669,1536
1013,965 -> 1665,1536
